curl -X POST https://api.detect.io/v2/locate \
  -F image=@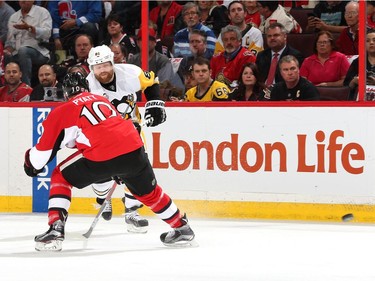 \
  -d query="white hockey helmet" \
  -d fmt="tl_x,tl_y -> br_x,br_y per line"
87,45 -> 114,71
